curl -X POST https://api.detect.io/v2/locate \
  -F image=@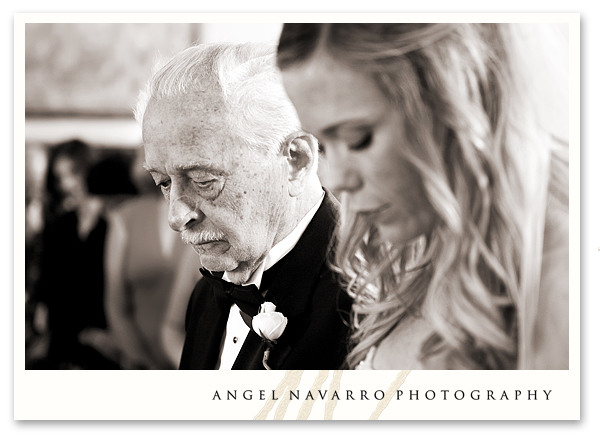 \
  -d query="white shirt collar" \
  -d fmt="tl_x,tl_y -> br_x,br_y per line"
223,190 -> 325,289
